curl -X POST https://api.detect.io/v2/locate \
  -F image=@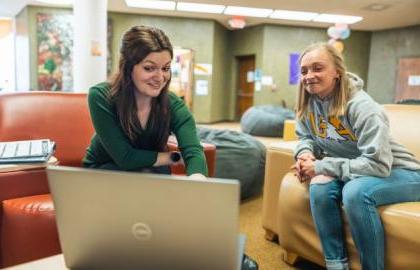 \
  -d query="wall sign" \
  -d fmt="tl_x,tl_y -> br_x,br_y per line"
408,75 -> 420,86
289,53 -> 300,85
